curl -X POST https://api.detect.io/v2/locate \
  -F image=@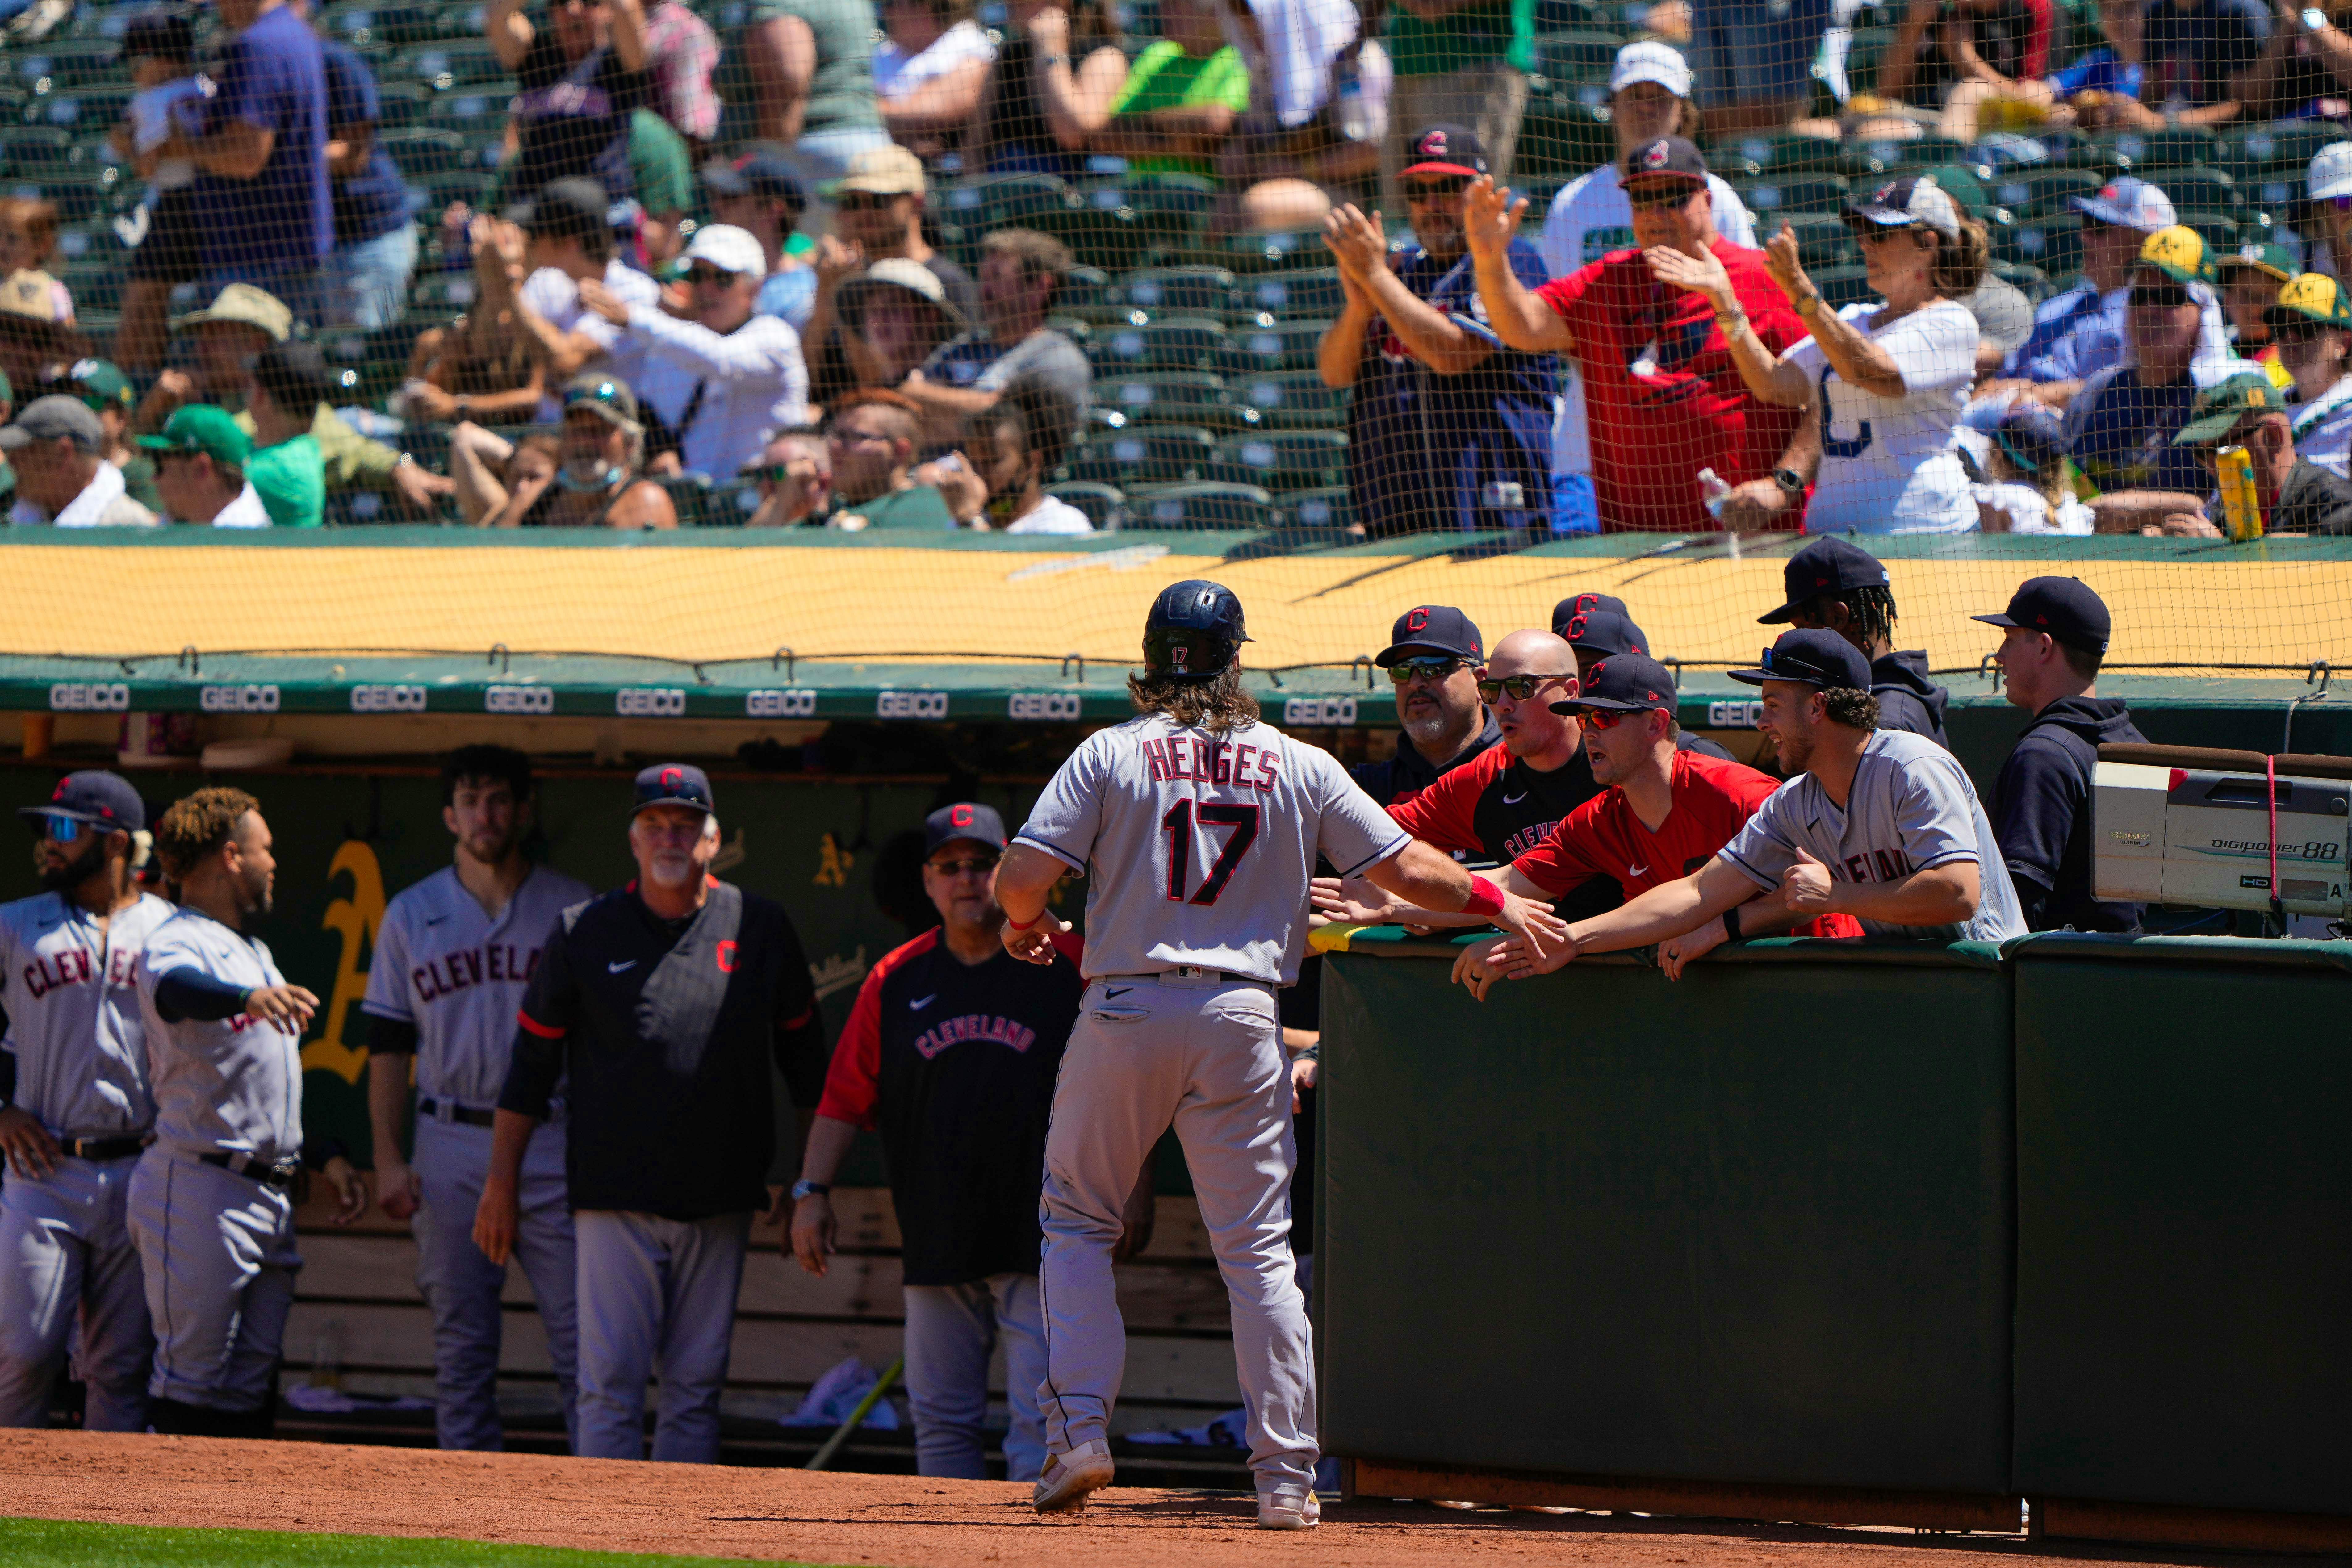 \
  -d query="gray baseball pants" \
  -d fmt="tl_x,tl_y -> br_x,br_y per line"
902,1271 -> 1048,1481
1036,972 -> 1317,1494
410,1111 -> 579,1452
126,1147 -> 299,1412
572,1208 -> 748,1463
0,1151 -> 154,1430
